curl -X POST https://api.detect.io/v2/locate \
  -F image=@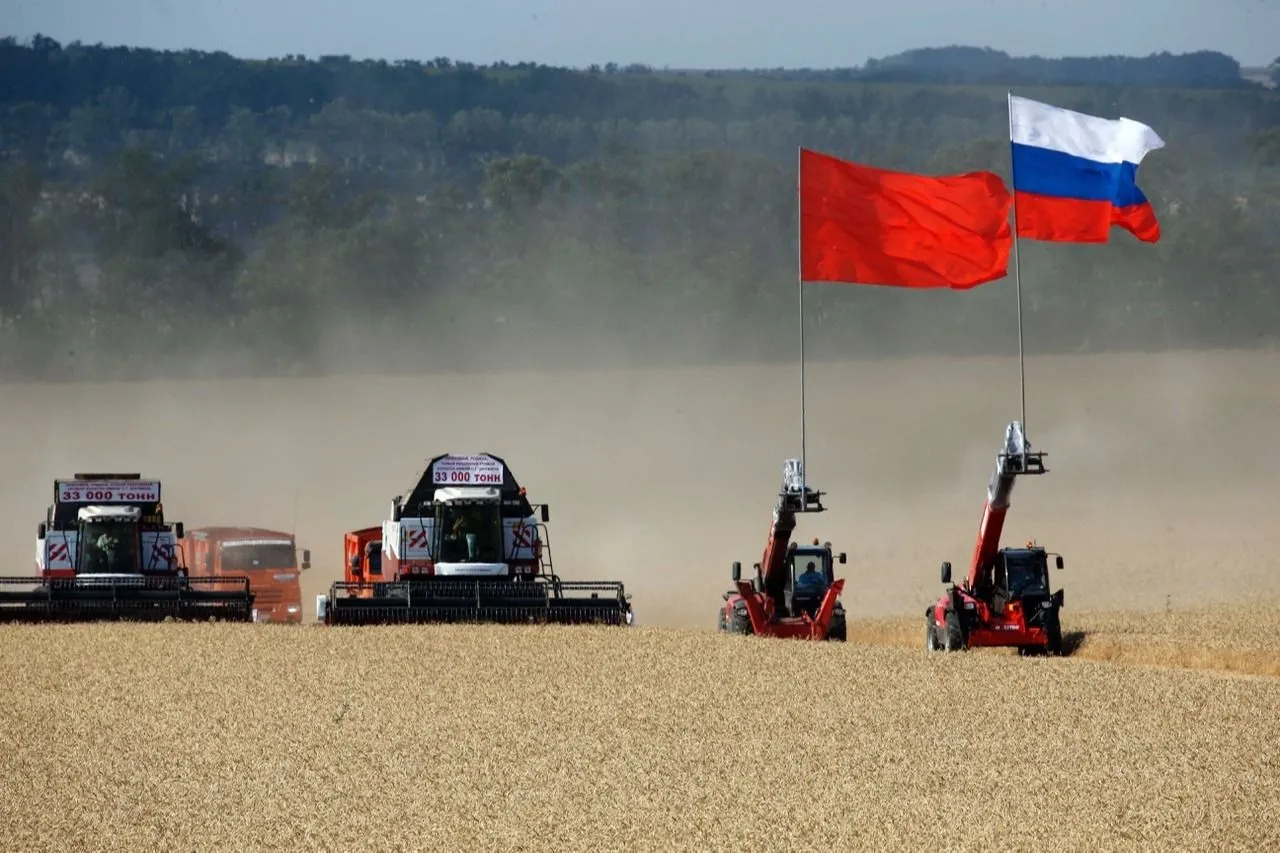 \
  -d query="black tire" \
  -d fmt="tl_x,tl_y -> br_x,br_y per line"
1045,609 -> 1063,656
730,611 -> 753,635
717,609 -> 727,632
944,609 -> 965,651
925,614 -> 941,651
826,620 -> 846,642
